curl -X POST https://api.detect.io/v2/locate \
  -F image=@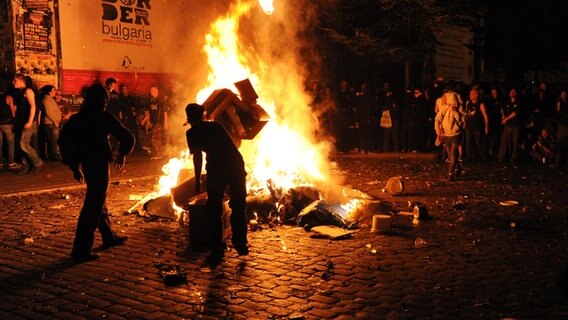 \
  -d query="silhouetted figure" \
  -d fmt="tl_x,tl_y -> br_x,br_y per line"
58,83 -> 134,262
185,103 -> 248,263
13,74 -> 43,172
